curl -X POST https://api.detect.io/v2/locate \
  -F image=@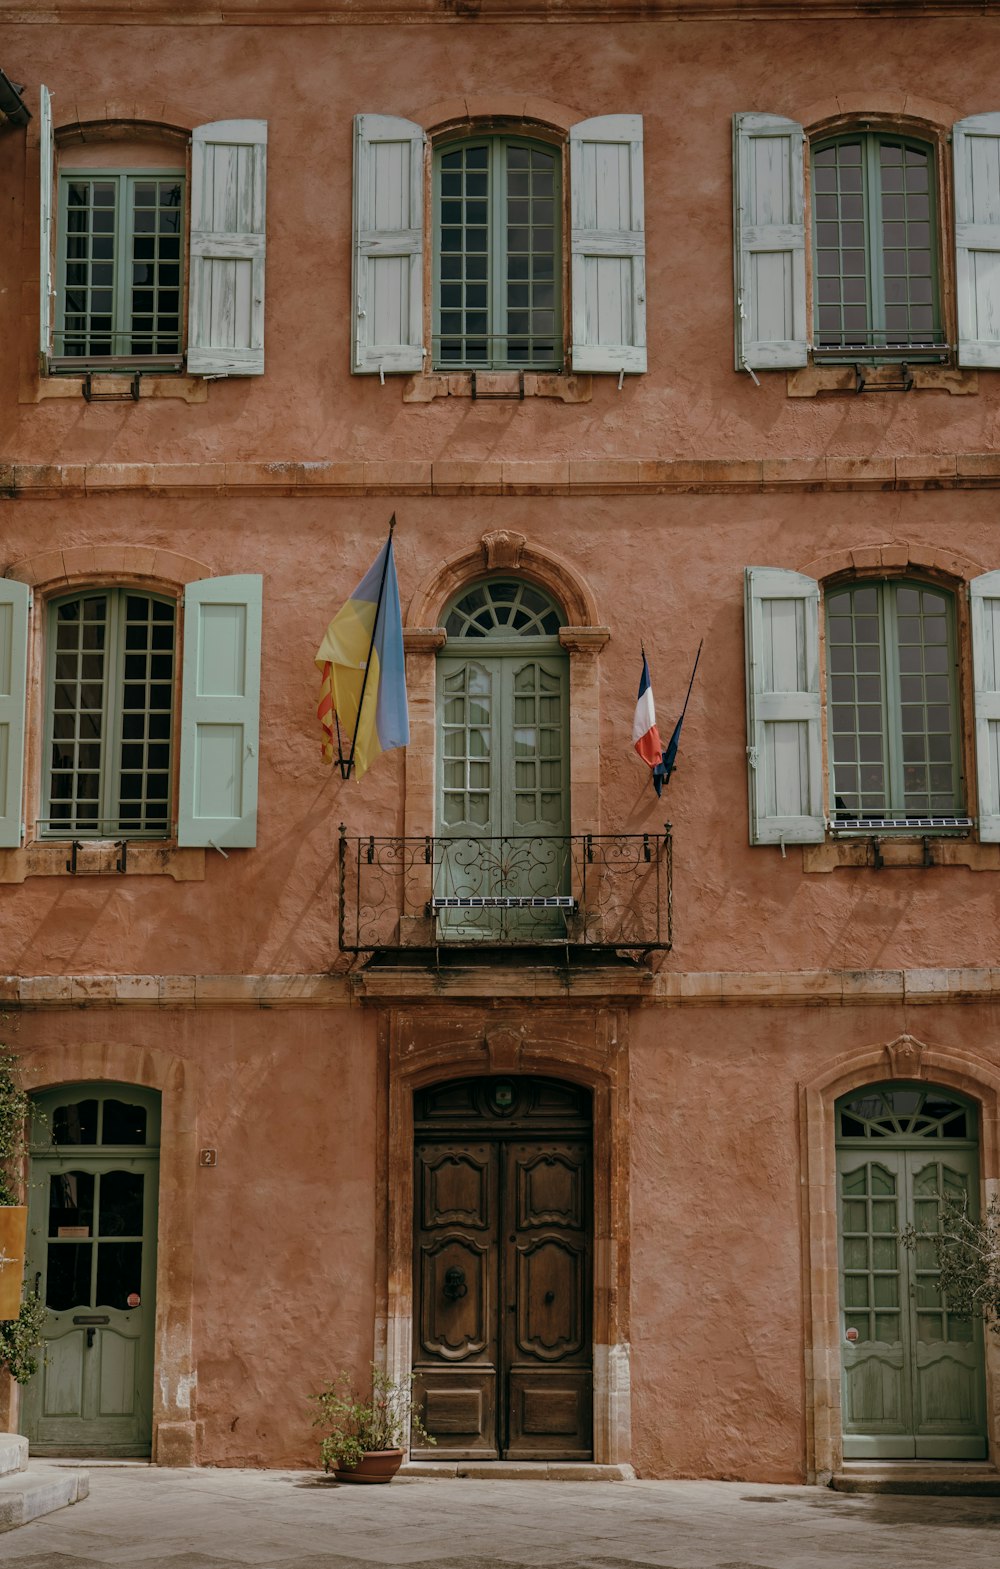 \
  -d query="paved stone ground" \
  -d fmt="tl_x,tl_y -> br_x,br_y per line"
2,1464 -> 1000,1569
